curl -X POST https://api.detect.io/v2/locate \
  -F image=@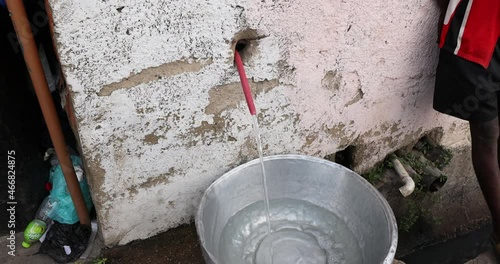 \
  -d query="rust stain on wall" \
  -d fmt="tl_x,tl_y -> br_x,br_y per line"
82,154 -> 113,228
84,154 -> 108,201
99,59 -> 213,96
236,136 -> 259,164
323,123 -> 353,147
205,79 -> 279,115
126,168 -> 177,196
144,132 -> 165,145
191,115 -> 226,138
300,133 -> 319,150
